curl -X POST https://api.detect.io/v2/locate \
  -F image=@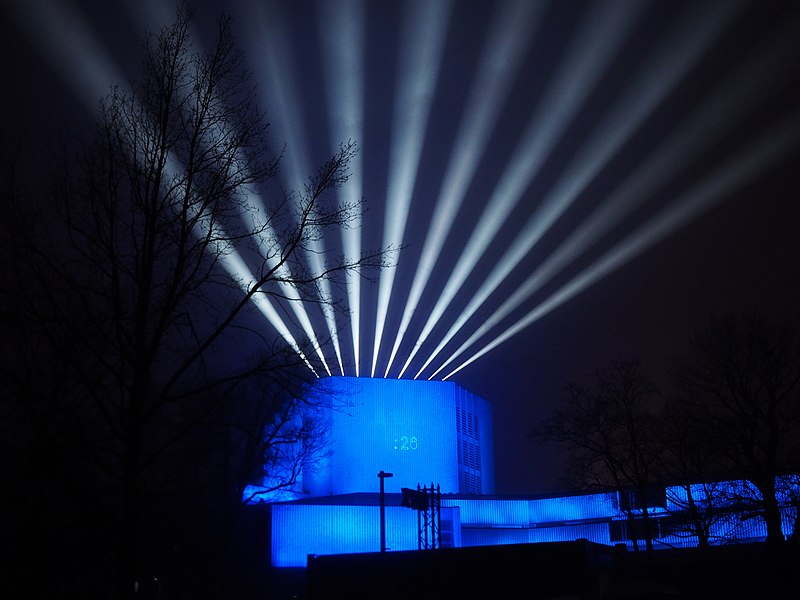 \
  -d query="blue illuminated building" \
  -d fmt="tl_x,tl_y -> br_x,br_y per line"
246,377 -> 798,568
